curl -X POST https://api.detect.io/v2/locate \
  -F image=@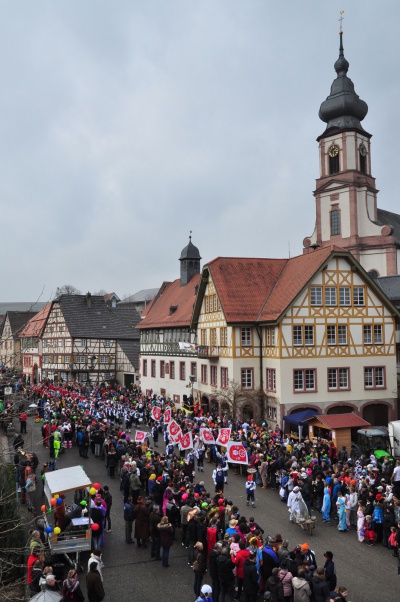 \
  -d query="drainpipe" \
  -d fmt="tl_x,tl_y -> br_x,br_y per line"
255,324 -> 264,419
